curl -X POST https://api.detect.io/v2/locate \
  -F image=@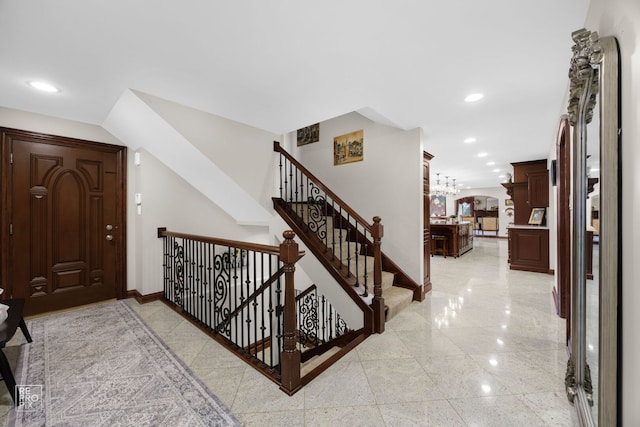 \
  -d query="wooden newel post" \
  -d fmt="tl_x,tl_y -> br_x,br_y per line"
279,230 -> 302,395
372,217 -> 385,334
